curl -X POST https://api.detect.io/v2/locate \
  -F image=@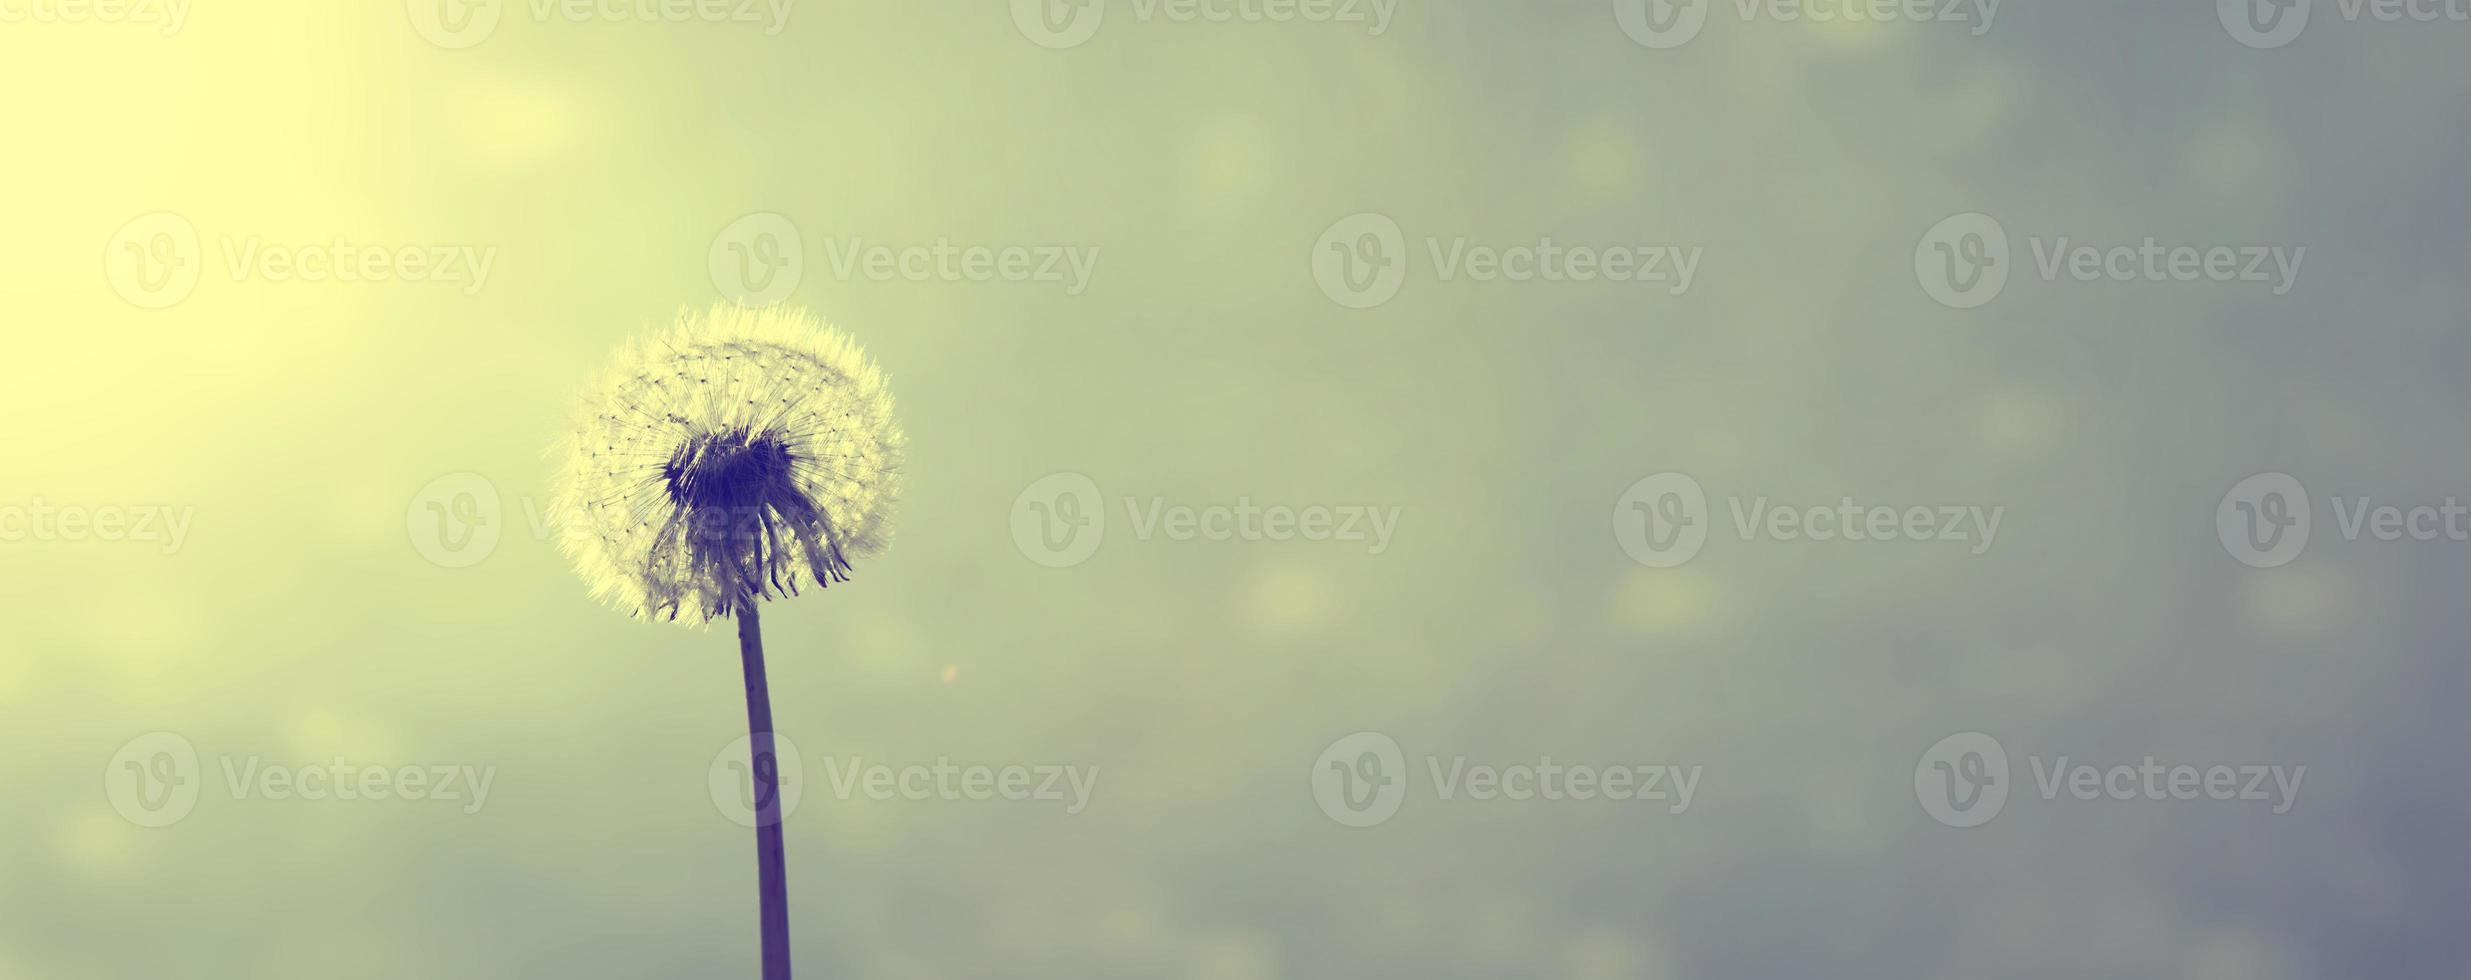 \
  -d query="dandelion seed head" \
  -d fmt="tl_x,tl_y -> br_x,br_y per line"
553,305 -> 904,626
